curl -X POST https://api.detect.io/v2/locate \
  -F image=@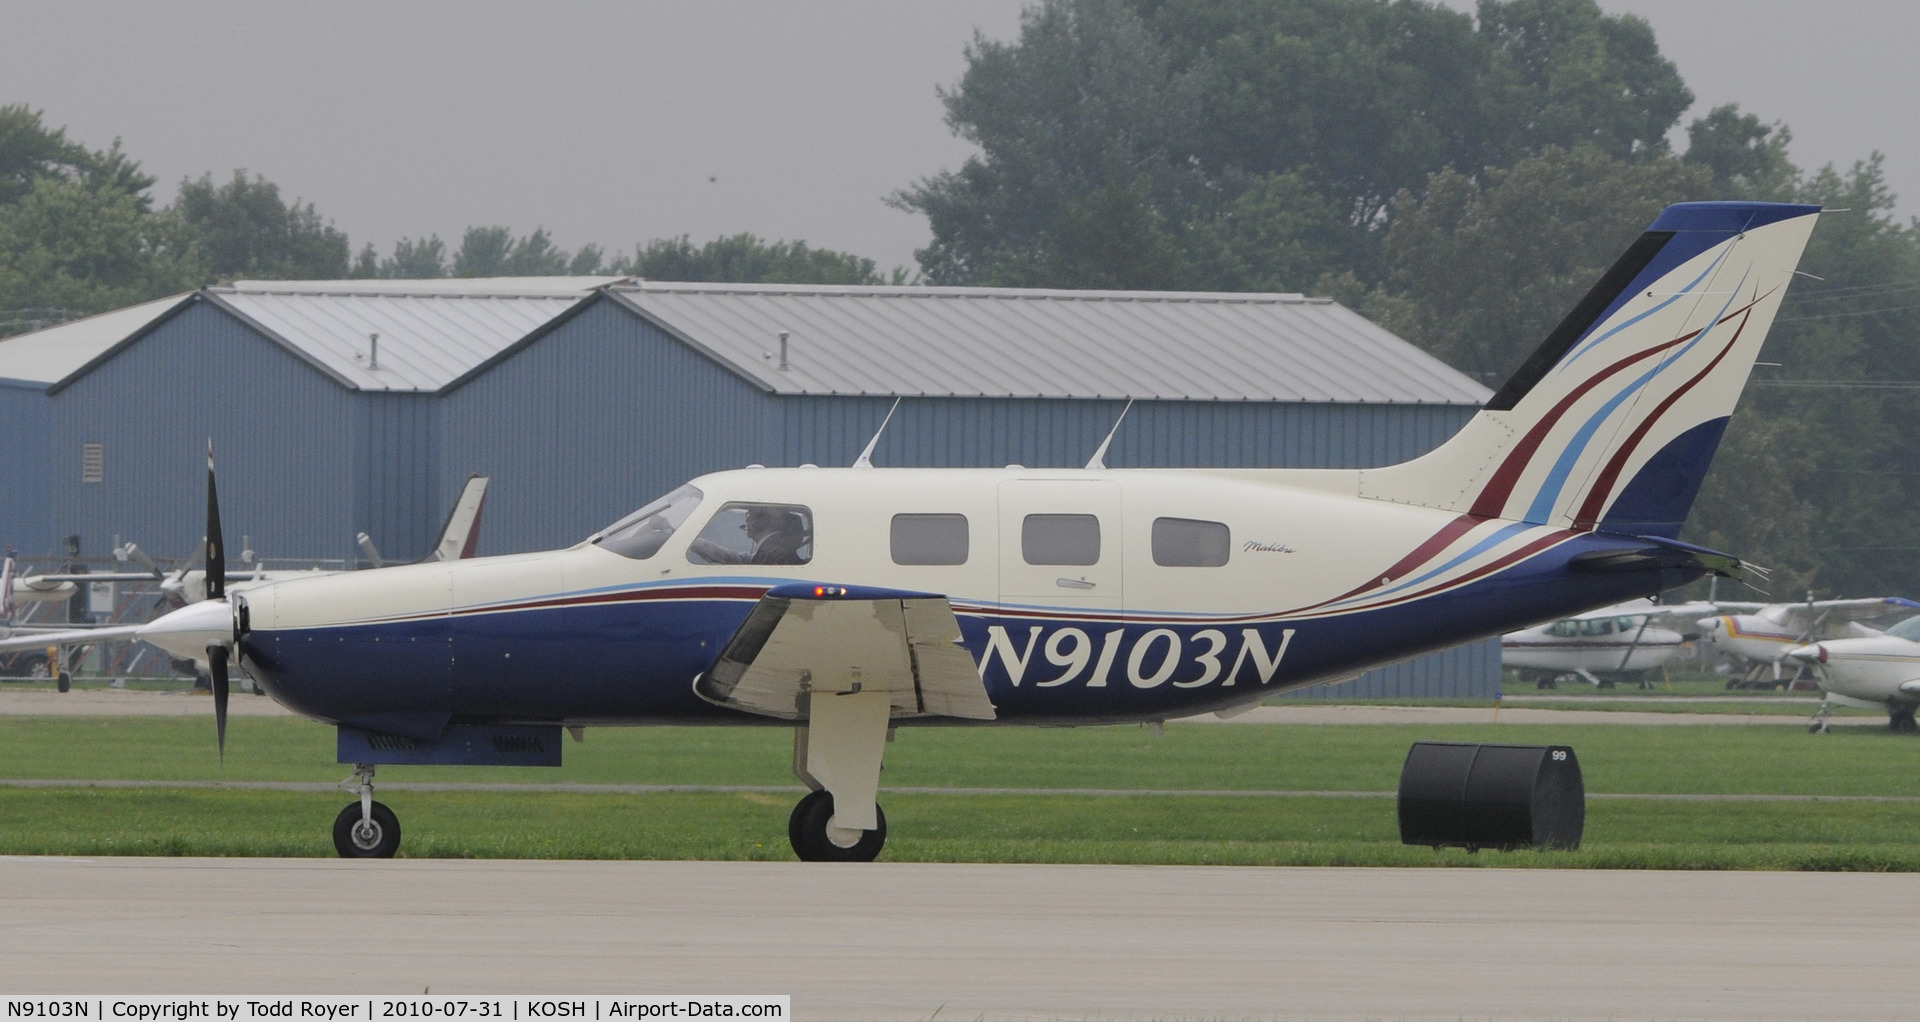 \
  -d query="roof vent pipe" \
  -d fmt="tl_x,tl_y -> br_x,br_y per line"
368,332 -> 380,370
778,330 -> 790,372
